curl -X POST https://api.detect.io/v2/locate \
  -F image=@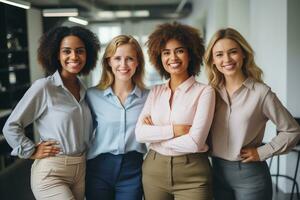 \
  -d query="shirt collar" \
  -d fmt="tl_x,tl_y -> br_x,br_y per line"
164,76 -> 196,93
242,77 -> 255,89
103,85 -> 142,98
52,70 -> 87,101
